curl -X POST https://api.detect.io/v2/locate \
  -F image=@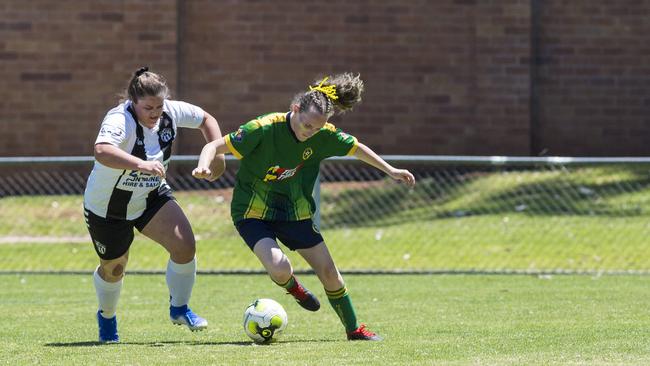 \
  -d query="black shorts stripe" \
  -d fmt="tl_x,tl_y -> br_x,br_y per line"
106,170 -> 132,220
